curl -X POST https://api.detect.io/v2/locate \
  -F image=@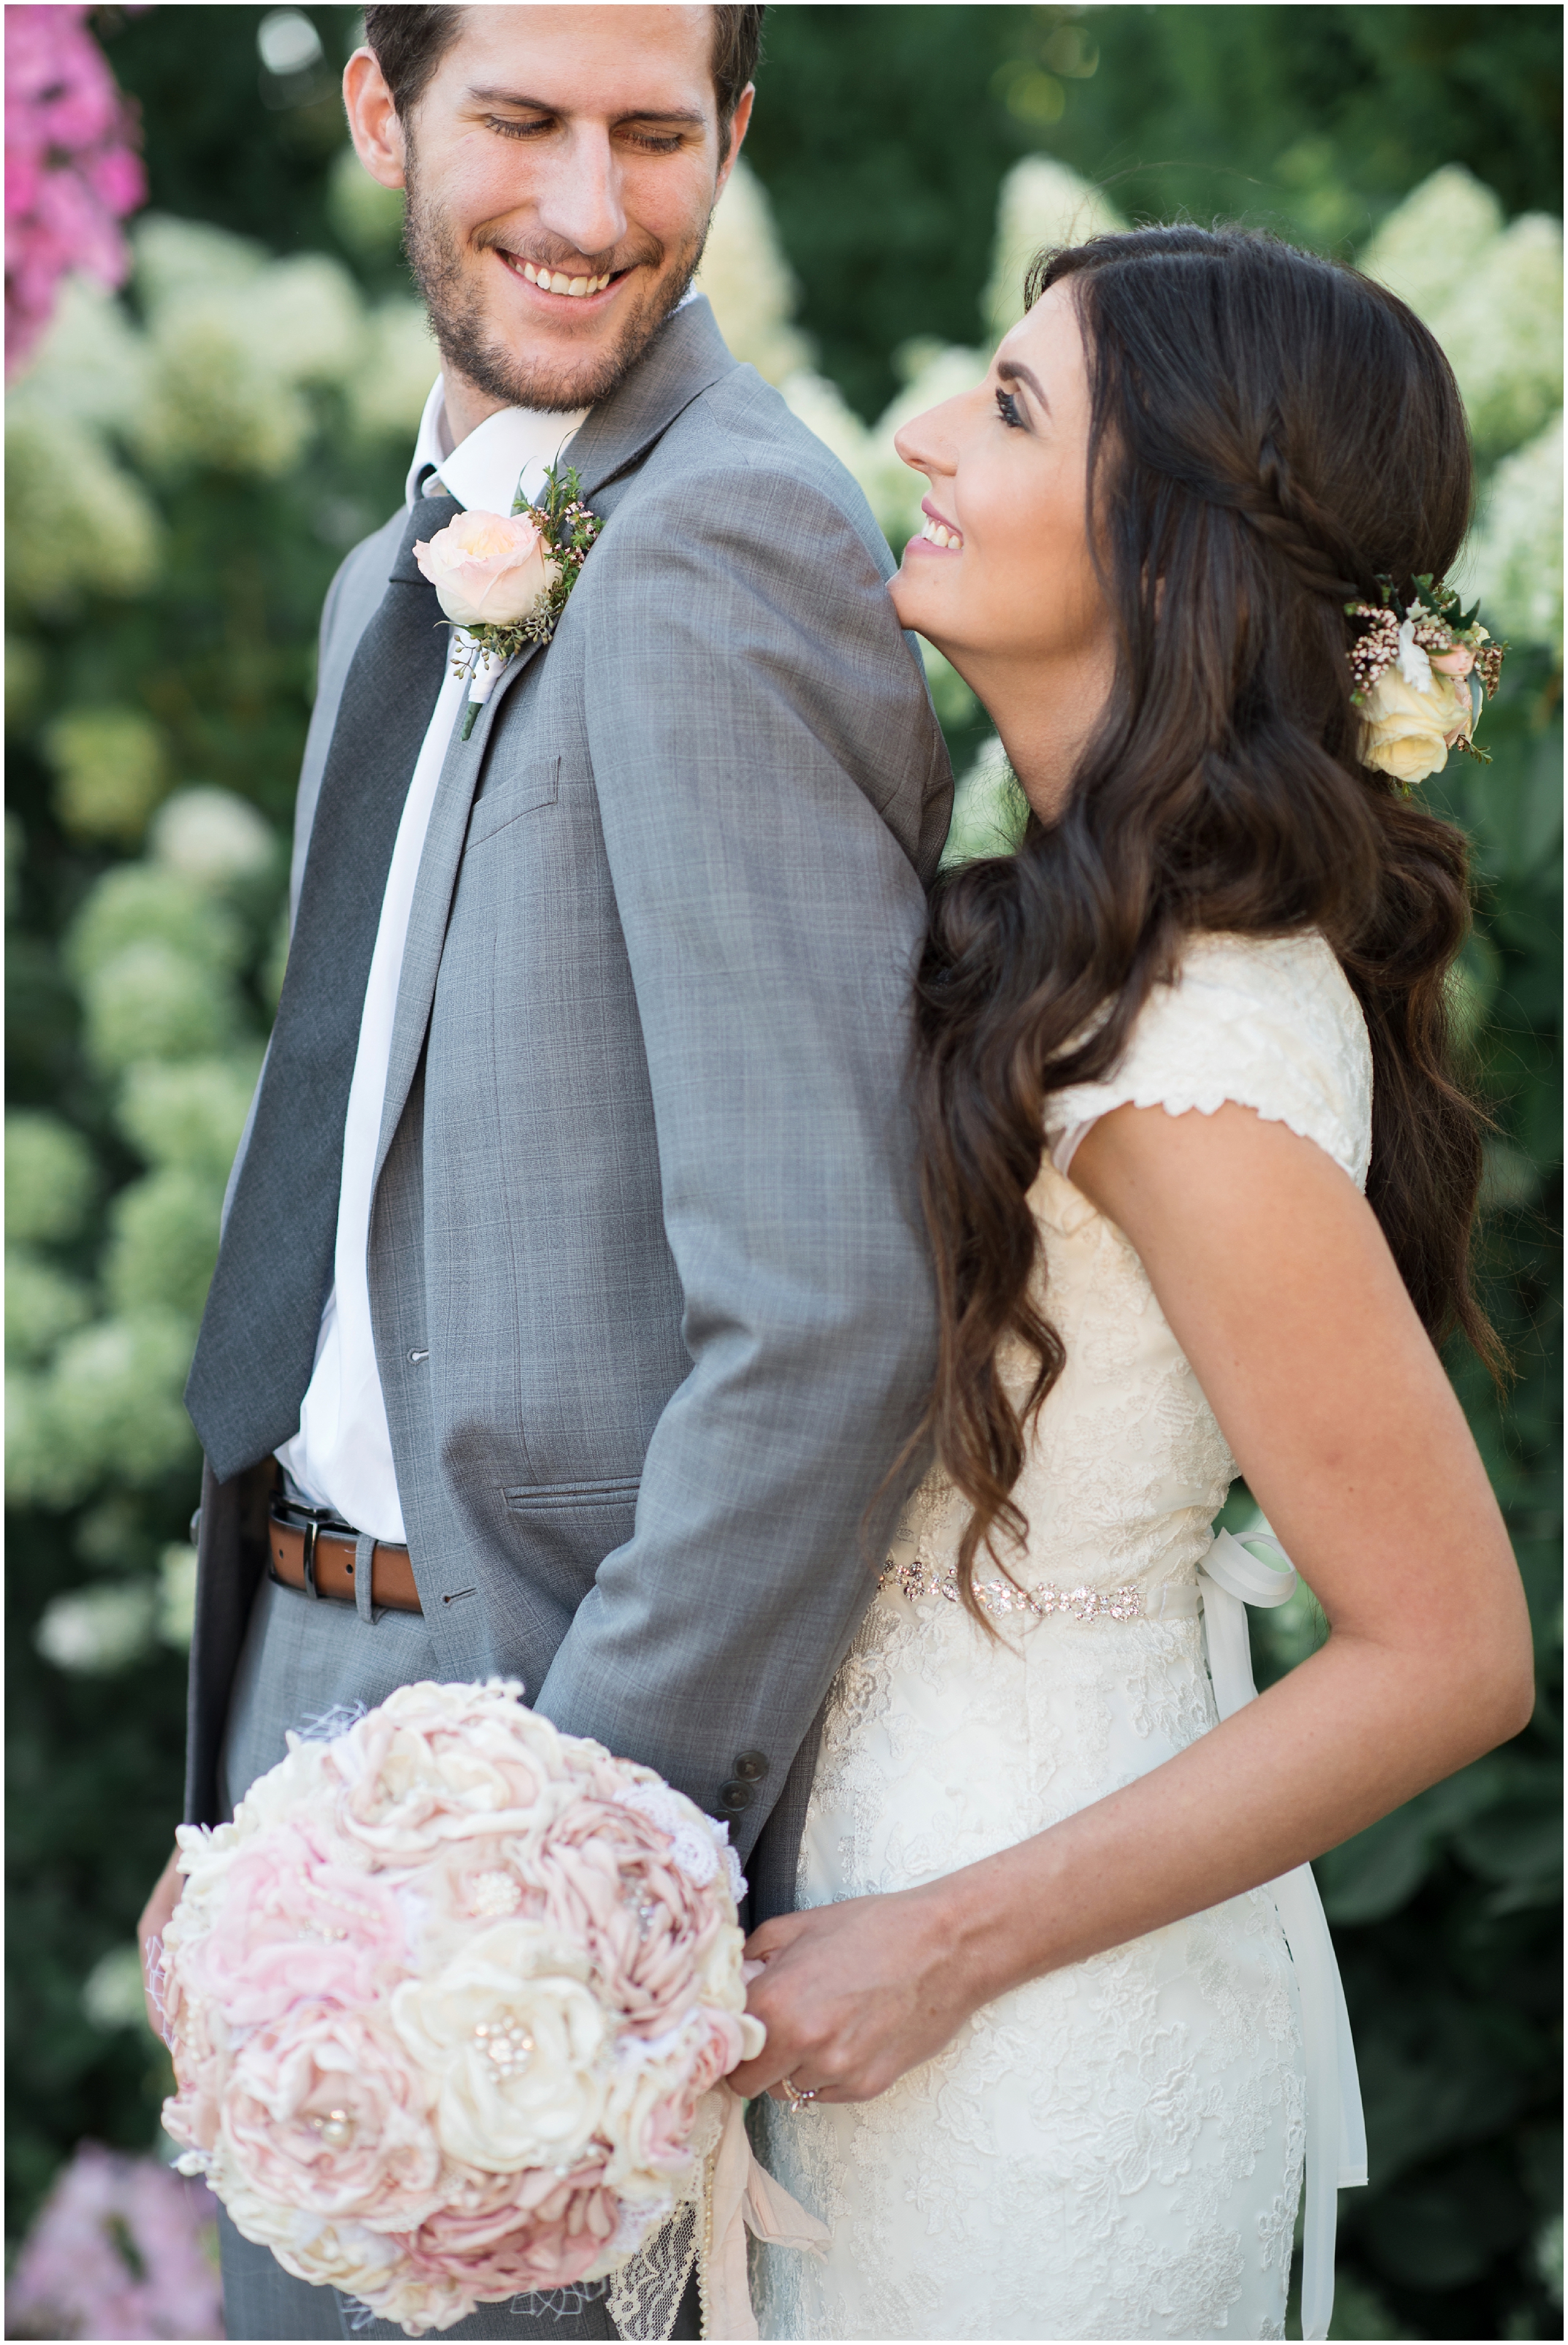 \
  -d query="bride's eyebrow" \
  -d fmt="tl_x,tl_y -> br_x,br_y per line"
996,359 -> 1050,414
